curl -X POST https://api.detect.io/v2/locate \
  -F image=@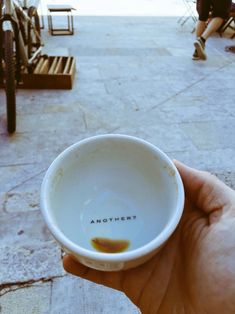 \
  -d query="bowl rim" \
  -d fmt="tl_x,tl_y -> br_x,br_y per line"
40,134 -> 184,263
